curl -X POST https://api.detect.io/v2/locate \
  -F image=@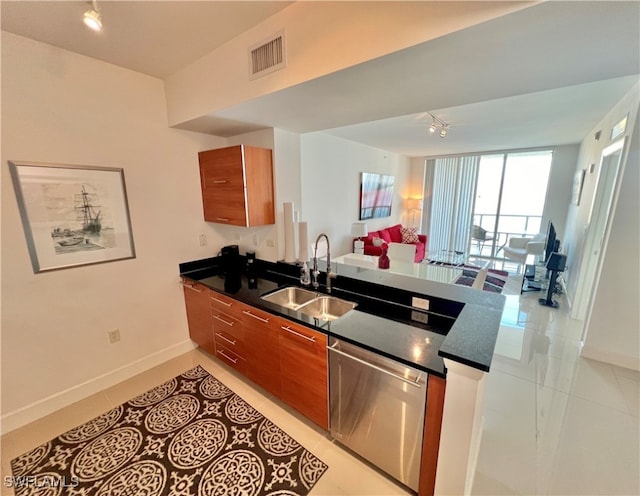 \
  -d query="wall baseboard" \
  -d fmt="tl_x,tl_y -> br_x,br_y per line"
1,340 -> 197,435
580,344 -> 640,371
